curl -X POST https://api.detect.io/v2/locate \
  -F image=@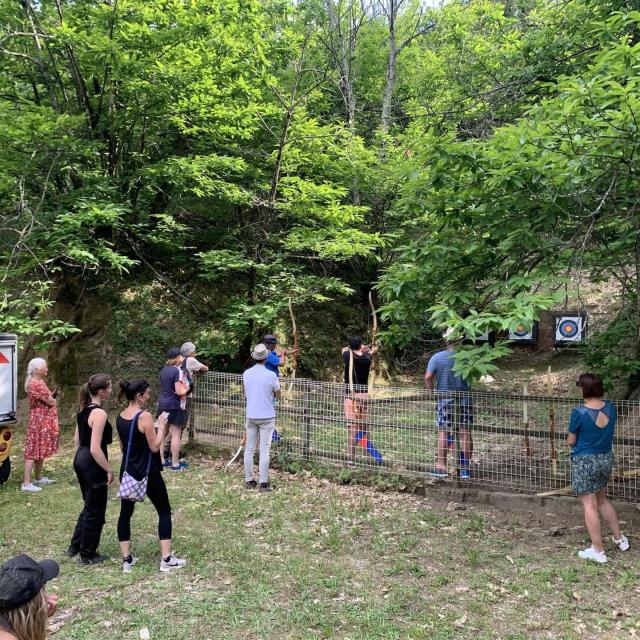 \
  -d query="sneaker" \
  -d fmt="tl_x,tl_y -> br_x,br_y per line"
64,546 -> 79,558
577,546 -> 607,564
79,553 -> 109,566
122,556 -> 139,573
460,468 -> 471,479
427,469 -> 448,479
258,482 -> 272,493
162,460 -> 173,468
613,535 -> 630,552
178,460 -> 189,468
170,463 -> 187,471
245,480 -> 257,489
21,483 -> 42,492
34,477 -> 55,485
160,553 -> 186,572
